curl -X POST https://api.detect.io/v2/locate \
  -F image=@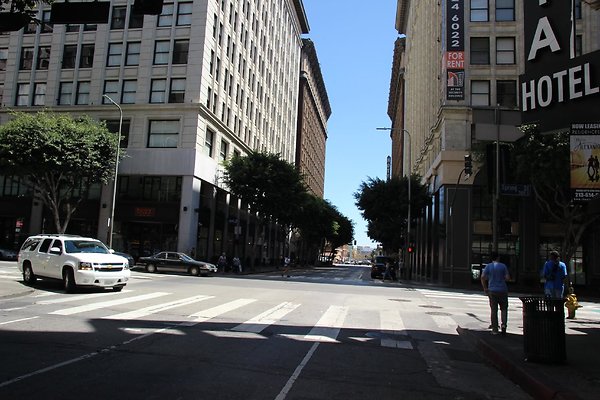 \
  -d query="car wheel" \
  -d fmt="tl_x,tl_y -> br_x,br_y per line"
146,264 -> 157,273
113,286 -> 124,292
189,265 -> 201,276
23,264 -> 37,284
63,268 -> 77,293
